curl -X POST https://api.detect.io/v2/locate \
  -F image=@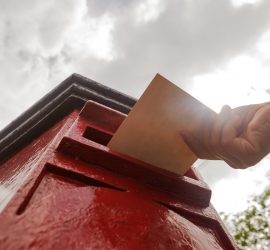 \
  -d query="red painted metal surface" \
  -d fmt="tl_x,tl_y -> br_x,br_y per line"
0,101 -> 238,249
0,110 -> 80,212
